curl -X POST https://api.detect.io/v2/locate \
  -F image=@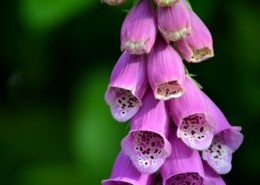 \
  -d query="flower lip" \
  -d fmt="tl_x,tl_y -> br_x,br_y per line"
156,80 -> 184,100
165,172 -> 204,185
102,151 -> 154,185
190,47 -> 214,62
156,0 -> 180,7
202,127 -> 243,174
101,0 -> 126,6
121,40 -> 149,55
159,24 -> 191,42
121,130 -> 171,174
202,132 -> 232,175
177,113 -> 215,150
105,87 -> 142,122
